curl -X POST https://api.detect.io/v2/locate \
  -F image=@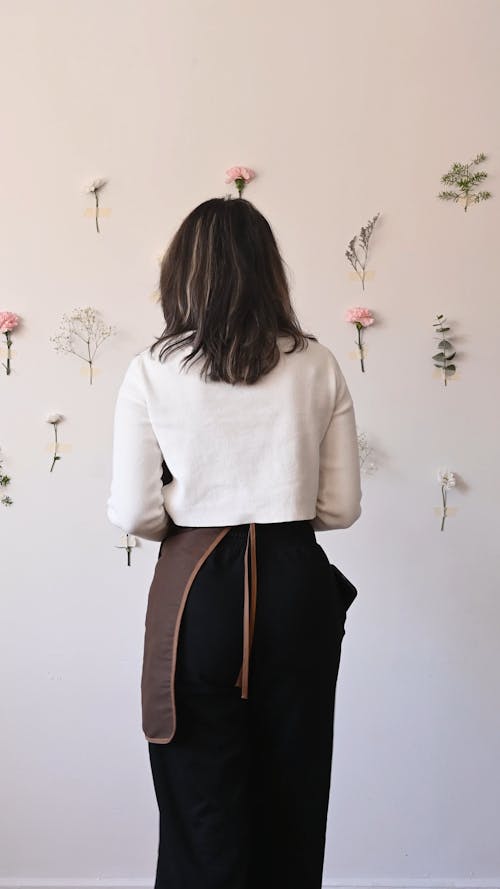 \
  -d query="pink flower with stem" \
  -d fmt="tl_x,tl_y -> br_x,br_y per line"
224,166 -> 256,198
0,312 -> 21,376
345,306 -> 375,372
